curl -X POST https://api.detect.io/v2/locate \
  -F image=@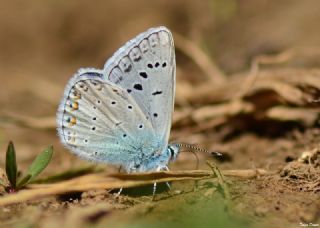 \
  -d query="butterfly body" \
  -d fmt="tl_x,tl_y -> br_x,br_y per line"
57,27 -> 179,173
